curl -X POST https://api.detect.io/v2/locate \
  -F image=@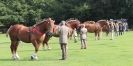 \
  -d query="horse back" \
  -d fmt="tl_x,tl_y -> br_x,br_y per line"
8,24 -> 25,35
85,24 -> 101,32
8,24 -> 31,42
